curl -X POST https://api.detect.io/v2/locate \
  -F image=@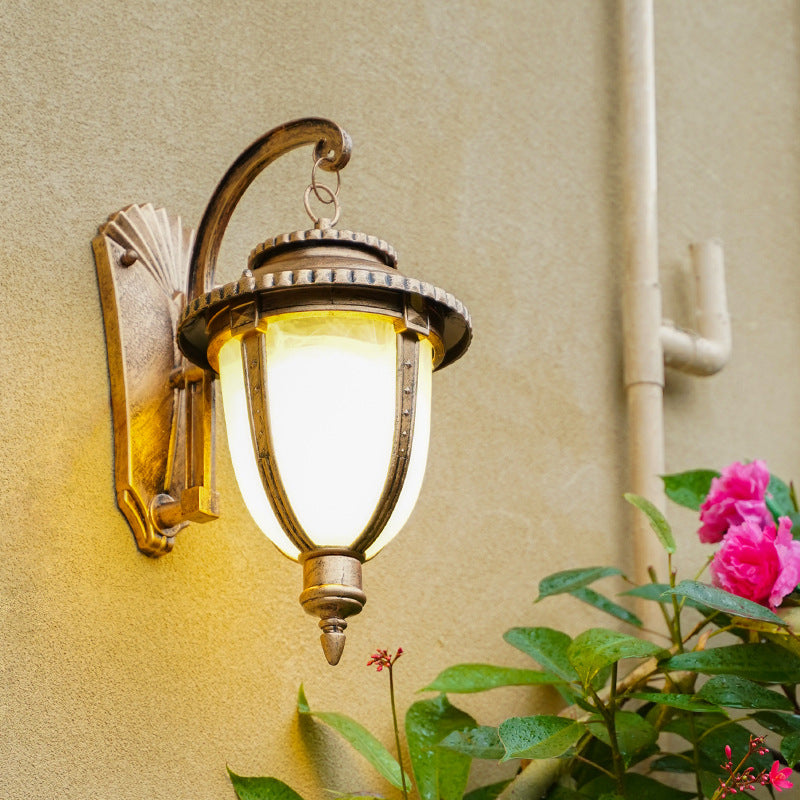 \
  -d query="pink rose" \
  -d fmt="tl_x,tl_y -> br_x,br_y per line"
698,460 -> 772,543
770,520 -> 800,607
710,517 -> 800,609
